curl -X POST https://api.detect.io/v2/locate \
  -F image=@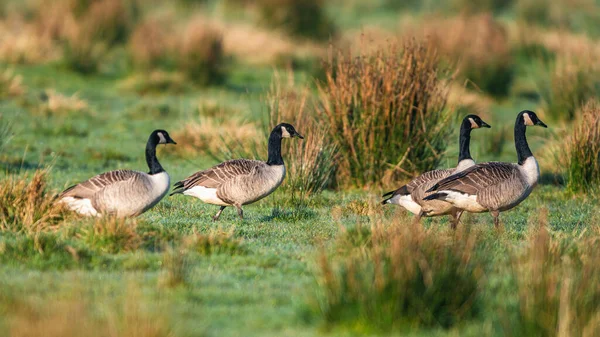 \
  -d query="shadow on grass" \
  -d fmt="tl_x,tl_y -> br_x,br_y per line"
539,172 -> 564,186
259,206 -> 318,222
